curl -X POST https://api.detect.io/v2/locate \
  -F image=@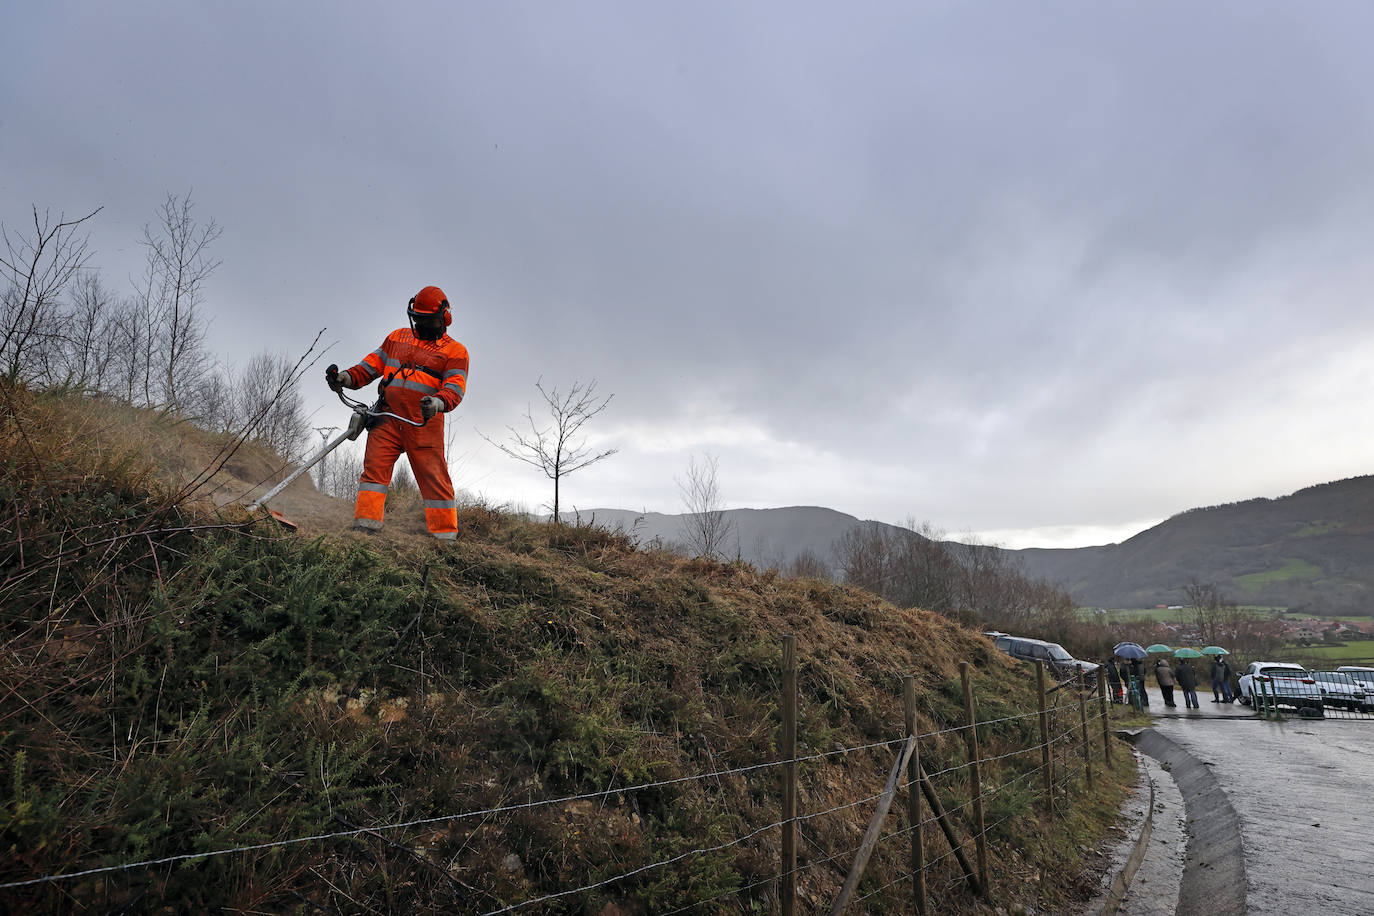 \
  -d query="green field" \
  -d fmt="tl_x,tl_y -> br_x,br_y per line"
1283,639 -> 1374,663
1293,521 -> 1344,538
1234,558 -> 1323,593
1081,607 -> 1191,623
